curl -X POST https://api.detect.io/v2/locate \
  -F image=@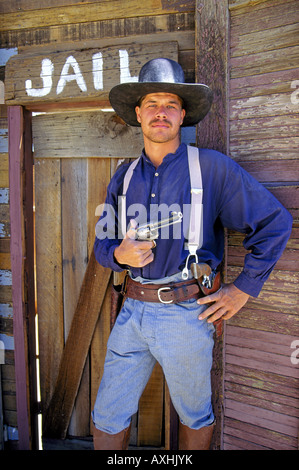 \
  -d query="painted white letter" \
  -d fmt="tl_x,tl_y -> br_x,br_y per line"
291,80 -> 299,105
56,55 -> 87,95
92,52 -> 103,90
119,50 -> 138,84
25,58 -> 54,97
